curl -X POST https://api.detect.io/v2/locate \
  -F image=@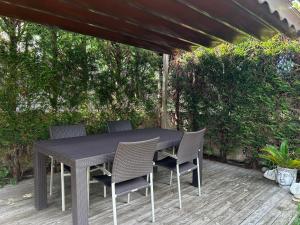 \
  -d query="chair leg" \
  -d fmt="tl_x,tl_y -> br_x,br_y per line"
145,174 -> 149,196
50,156 -> 54,196
87,167 -> 90,207
103,163 -> 106,174
103,163 -> 107,198
176,164 -> 182,209
170,170 -> 173,186
112,183 -> 118,225
127,193 -> 130,203
60,163 -> 65,211
150,173 -> 155,223
197,157 -> 201,196
104,185 -> 107,198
